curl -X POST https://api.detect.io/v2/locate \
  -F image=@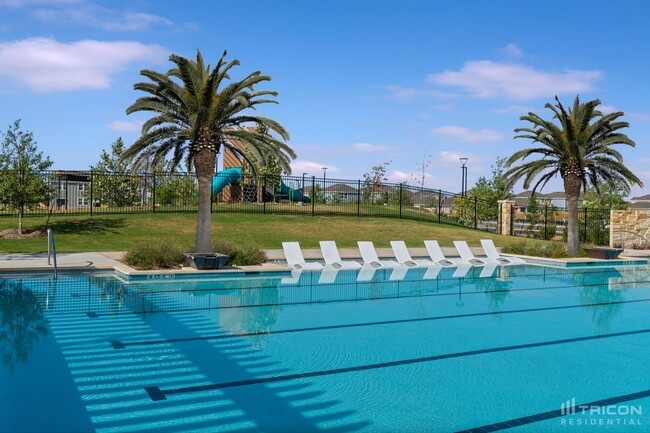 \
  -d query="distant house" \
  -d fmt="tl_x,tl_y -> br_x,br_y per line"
629,194 -> 650,209
322,183 -> 360,204
49,171 -> 91,208
512,191 -> 547,212
512,190 -> 581,211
